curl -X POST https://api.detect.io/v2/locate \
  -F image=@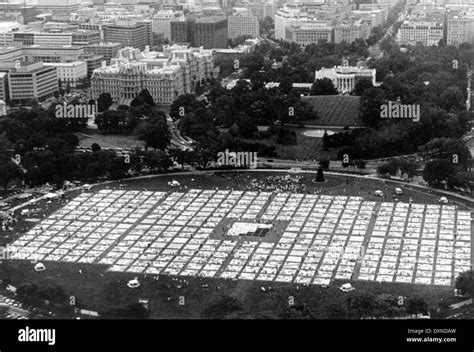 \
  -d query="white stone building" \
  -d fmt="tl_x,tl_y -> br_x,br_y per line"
315,65 -> 376,94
